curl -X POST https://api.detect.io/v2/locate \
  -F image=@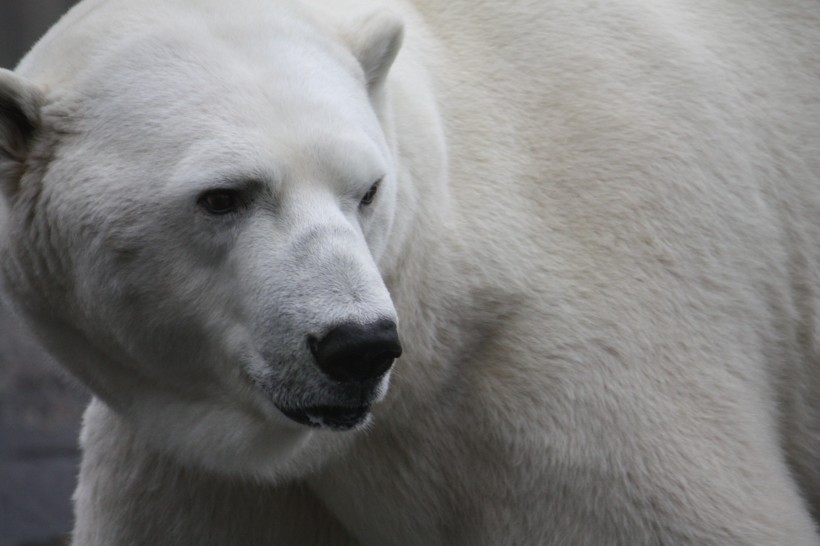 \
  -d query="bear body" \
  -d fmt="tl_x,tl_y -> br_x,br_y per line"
1,0 -> 819,544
